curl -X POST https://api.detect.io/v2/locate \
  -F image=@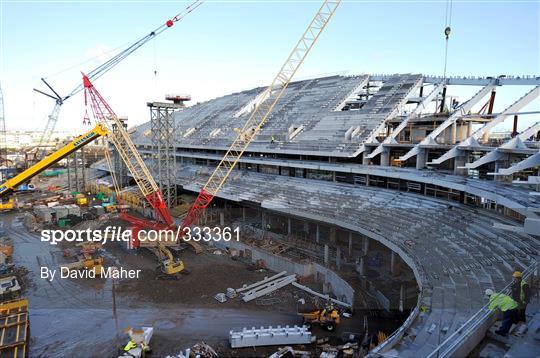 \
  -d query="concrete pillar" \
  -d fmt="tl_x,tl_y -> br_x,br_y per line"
219,211 -> 225,226
336,247 -> 341,270
287,218 -> 292,235
348,232 -> 353,256
467,121 -> 472,137
454,155 -> 467,176
324,245 -> 329,266
381,148 -> 390,166
261,211 -> 267,230
390,251 -> 397,275
329,227 -> 336,244
242,207 -> 246,221
315,225 -> 320,243
303,222 -> 309,233
399,285 -> 404,313
362,237 -> 369,255
416,148 -> 427,170
451,121 -> 457,144
358,256 -> 365,275
362,147 -> 372,165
